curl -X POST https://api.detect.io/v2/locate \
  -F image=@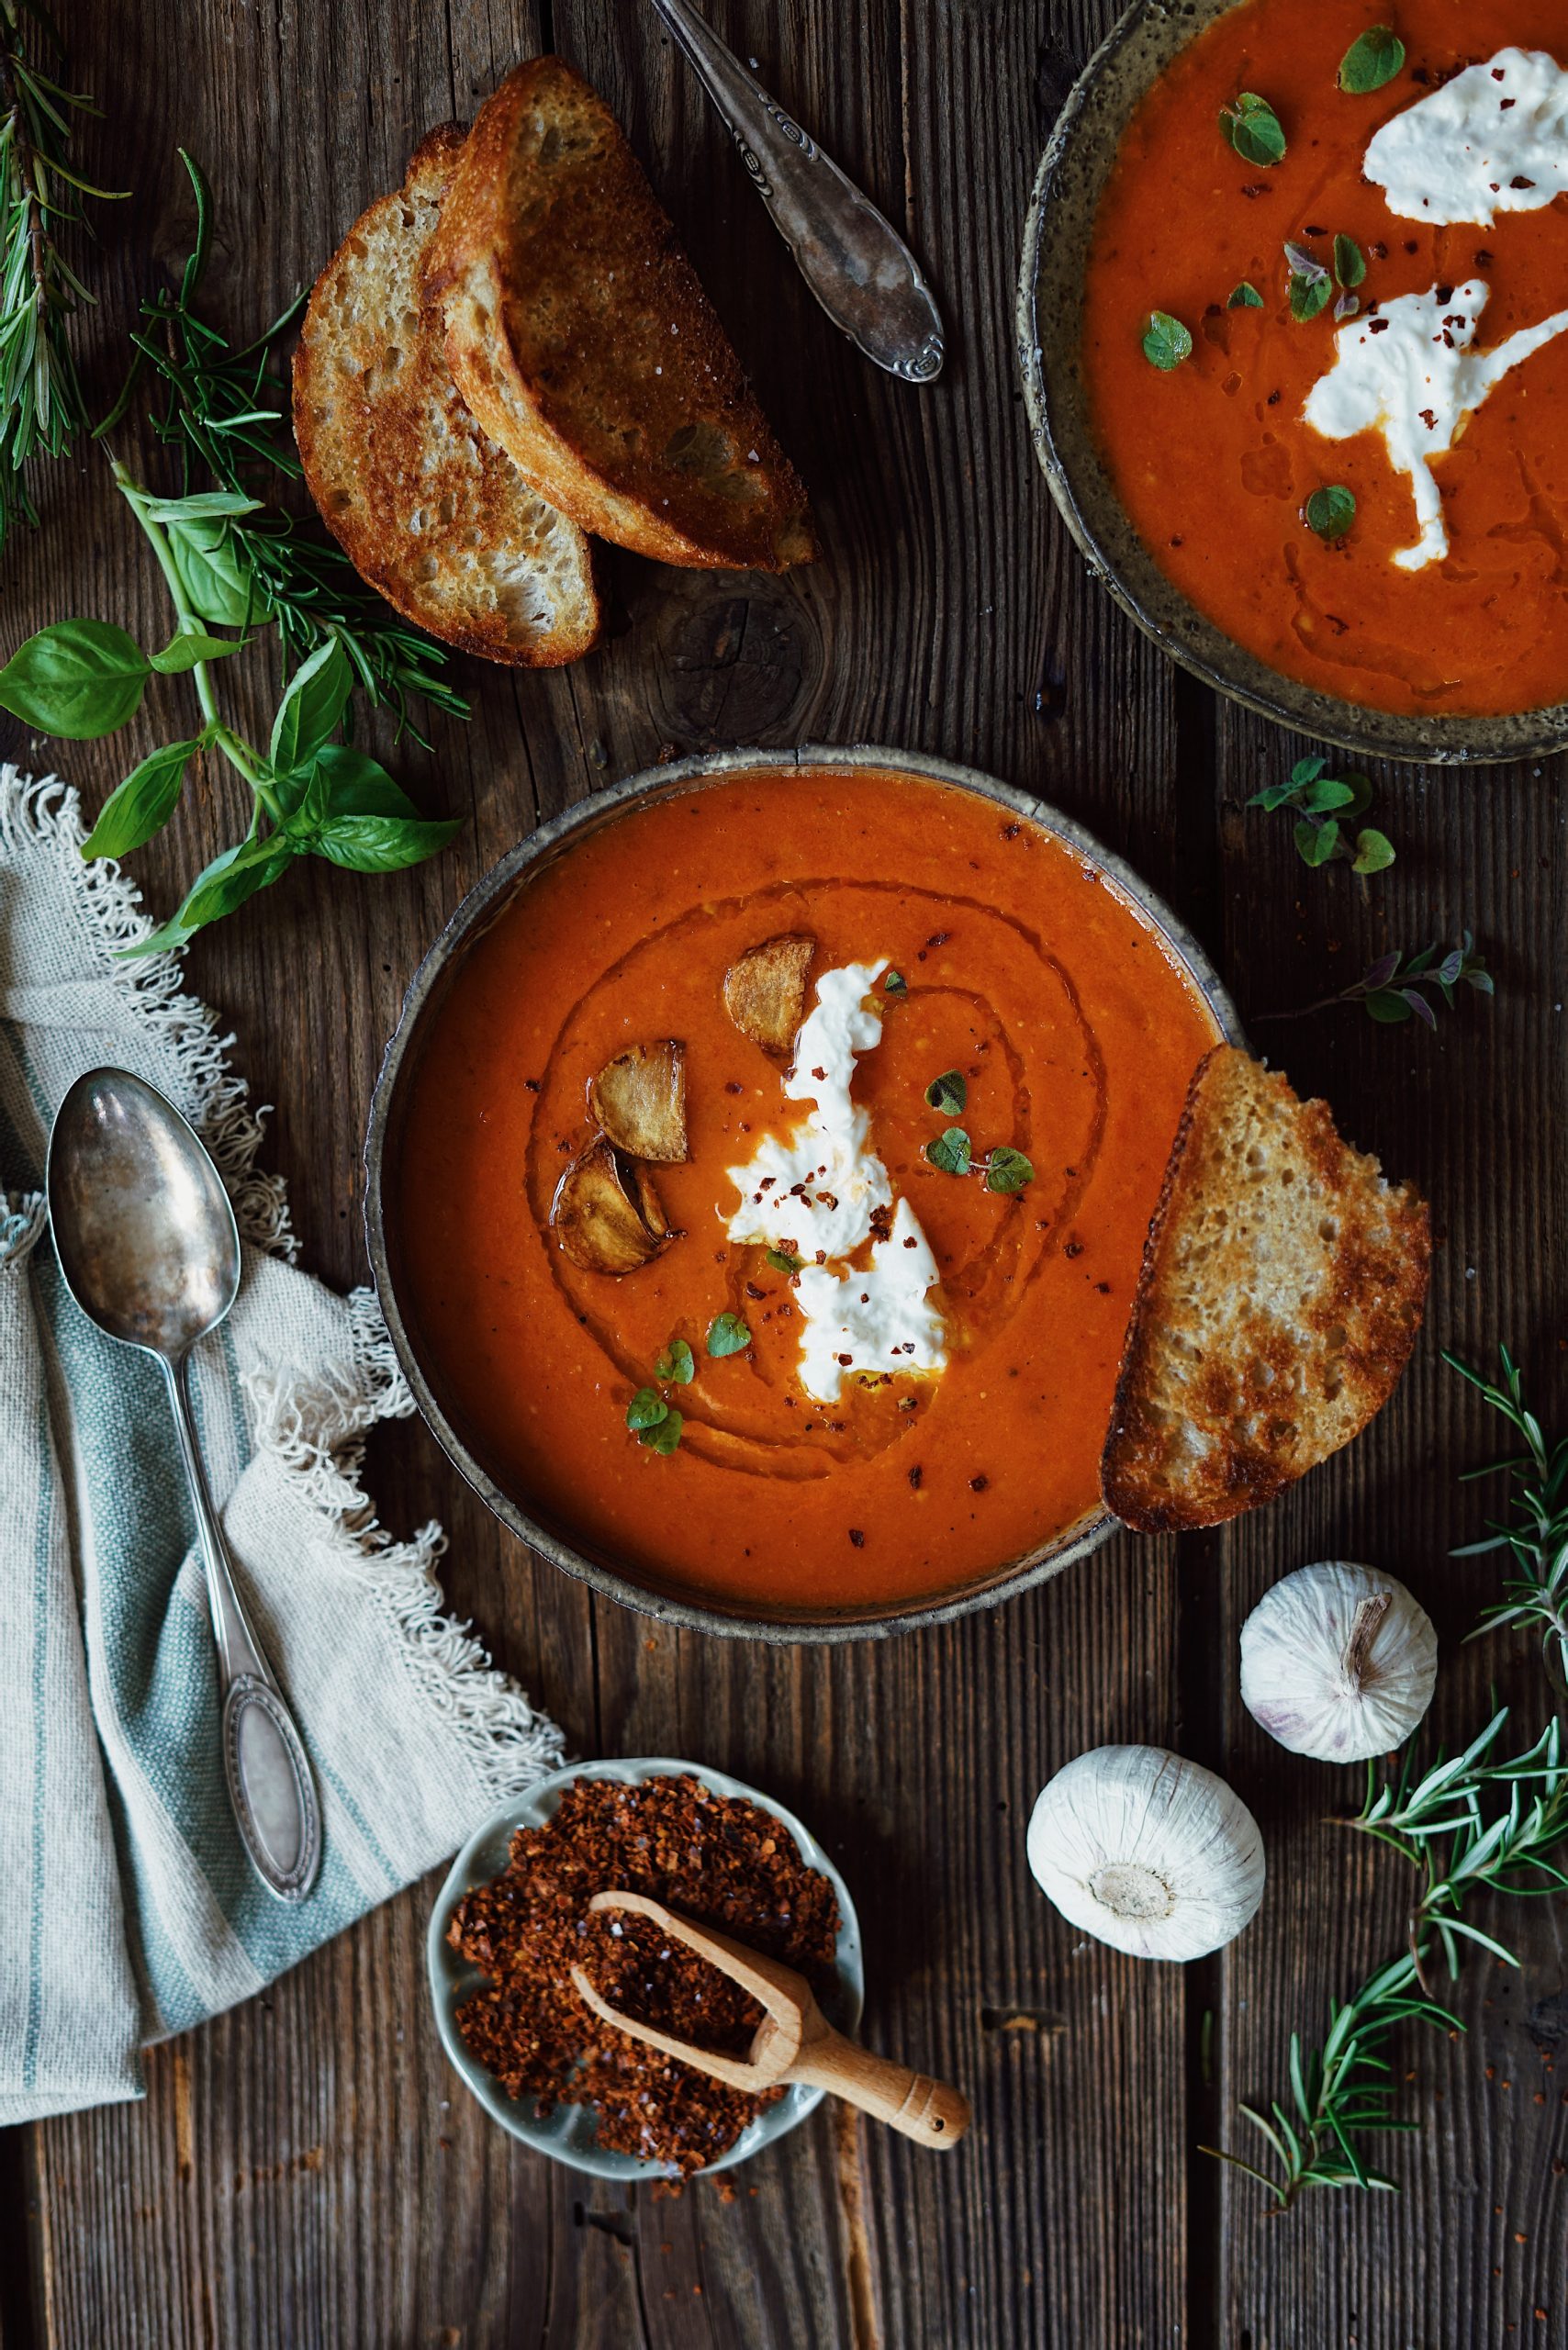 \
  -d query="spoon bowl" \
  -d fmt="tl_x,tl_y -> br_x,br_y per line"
47,1068 -> 321,1904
